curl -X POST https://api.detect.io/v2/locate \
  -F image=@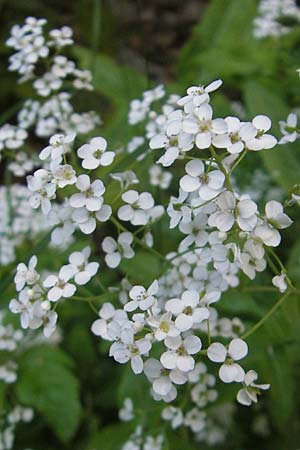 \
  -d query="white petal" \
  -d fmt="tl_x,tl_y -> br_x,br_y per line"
228,338 -> 248,360
207,342 -> 227,362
